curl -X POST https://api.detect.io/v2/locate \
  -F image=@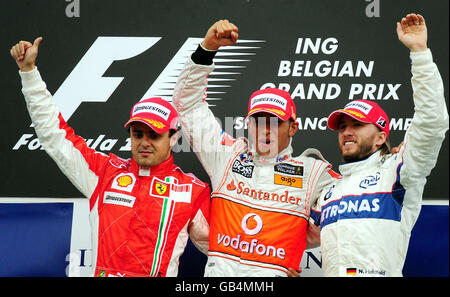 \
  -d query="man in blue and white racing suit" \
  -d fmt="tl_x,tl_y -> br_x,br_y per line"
312,13 -> 449,277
